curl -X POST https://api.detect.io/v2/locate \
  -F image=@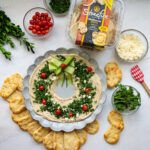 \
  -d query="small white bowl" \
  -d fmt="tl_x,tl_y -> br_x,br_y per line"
116,29 -> 149,63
